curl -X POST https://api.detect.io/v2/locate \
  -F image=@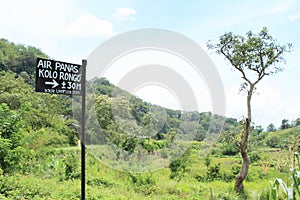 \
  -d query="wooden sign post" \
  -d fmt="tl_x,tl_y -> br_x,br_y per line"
35,58 -> 87,200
